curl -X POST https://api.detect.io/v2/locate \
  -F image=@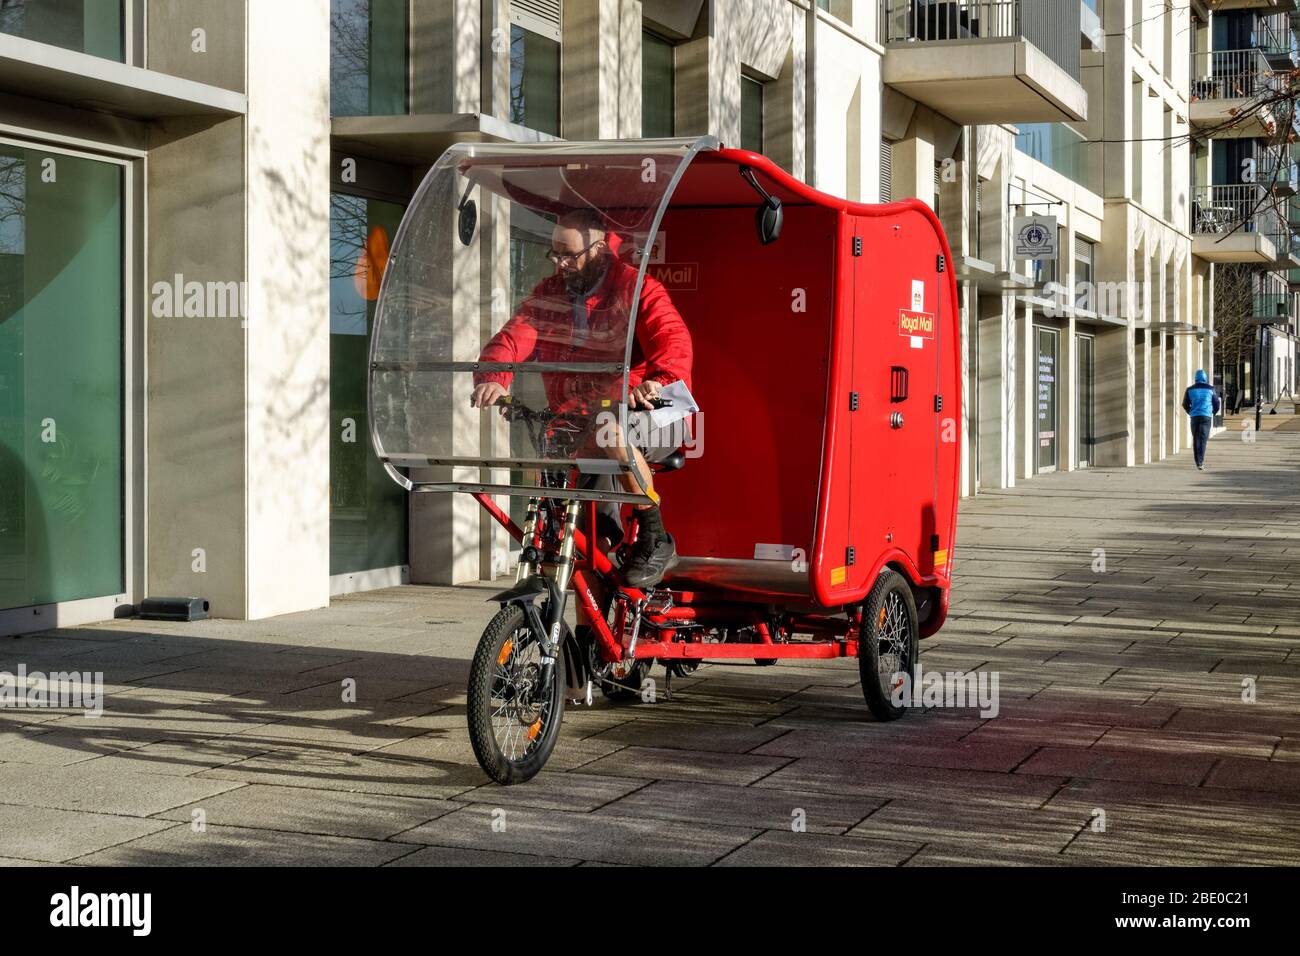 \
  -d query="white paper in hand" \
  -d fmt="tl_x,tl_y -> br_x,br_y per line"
647,379 -> 699,429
